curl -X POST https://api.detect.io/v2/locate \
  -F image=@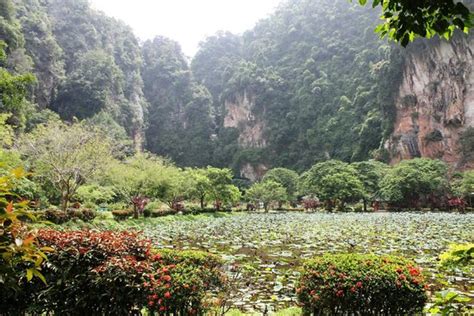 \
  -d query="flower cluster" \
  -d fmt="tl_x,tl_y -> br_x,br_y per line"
297,253 -> 427,315
32,230 -> 225,315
